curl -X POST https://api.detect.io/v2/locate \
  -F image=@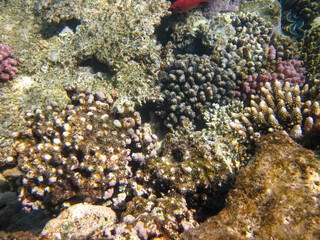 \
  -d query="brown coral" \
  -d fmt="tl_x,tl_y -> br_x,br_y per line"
9,85 -> 157,211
